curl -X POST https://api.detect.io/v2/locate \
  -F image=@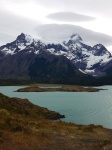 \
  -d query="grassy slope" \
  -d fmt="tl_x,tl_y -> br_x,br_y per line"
0,93 -> 112,150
